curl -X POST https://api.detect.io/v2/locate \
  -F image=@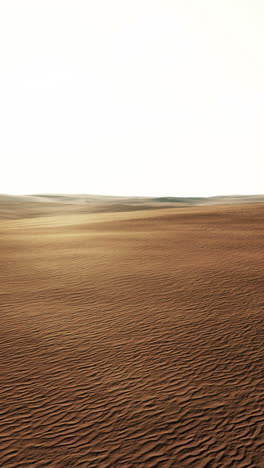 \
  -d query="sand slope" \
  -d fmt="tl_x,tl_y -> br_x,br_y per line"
1,194 -> 264,219
0,203 -> 263,467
